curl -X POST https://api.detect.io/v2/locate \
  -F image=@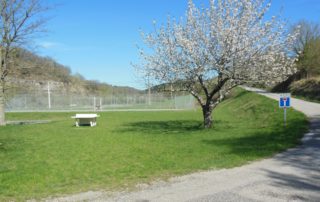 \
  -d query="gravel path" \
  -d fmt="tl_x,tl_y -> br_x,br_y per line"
46,89 -> 320,202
